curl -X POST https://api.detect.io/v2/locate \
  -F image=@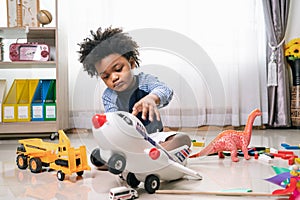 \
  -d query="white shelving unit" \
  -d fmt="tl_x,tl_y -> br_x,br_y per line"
0,0 -> 69,135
